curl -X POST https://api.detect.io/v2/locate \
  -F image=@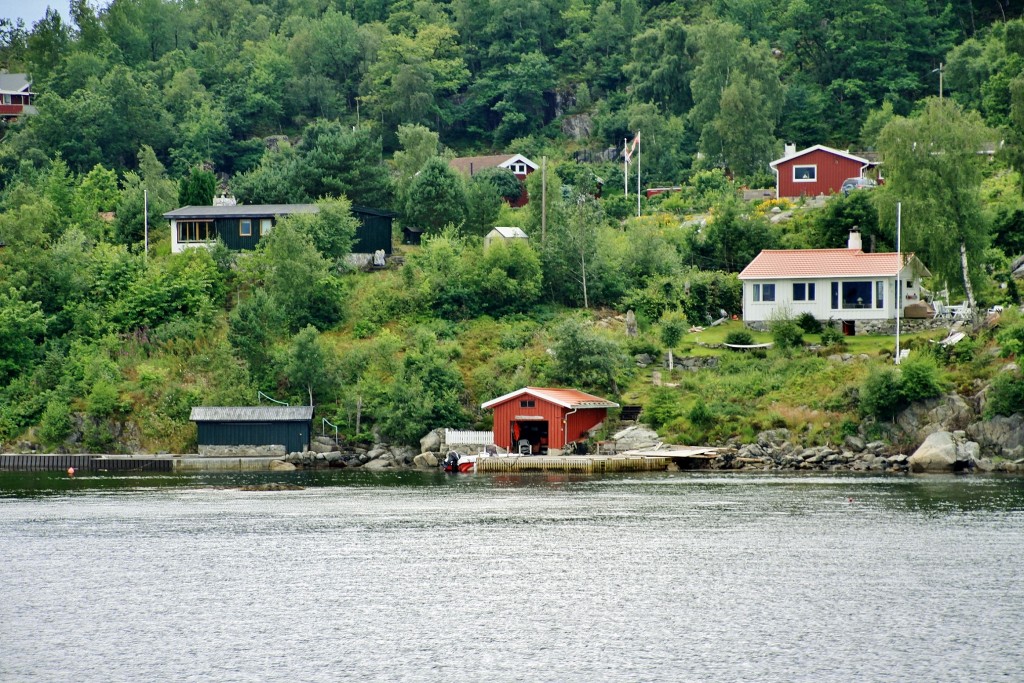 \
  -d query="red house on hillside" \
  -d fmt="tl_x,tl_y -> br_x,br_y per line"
770,144 -> 869,198
449,153 -> 538,207
0,74 -> 36,120
481,387 -> 618,454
